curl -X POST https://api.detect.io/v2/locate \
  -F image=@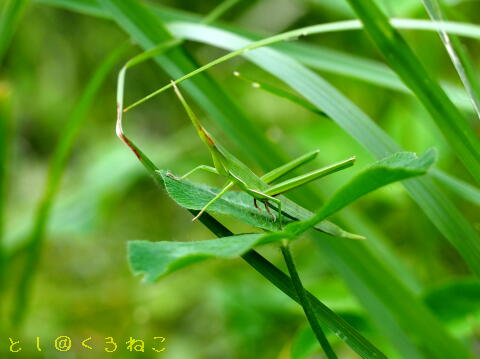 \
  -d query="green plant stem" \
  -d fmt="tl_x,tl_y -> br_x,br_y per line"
0,81 -> 12,325
280,241 -> 338,359
115,93 -> 385,359
10,44 -> 127,327
202,0 -> 241,24
0,0 -> 30,65
191,212 -> 385,359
